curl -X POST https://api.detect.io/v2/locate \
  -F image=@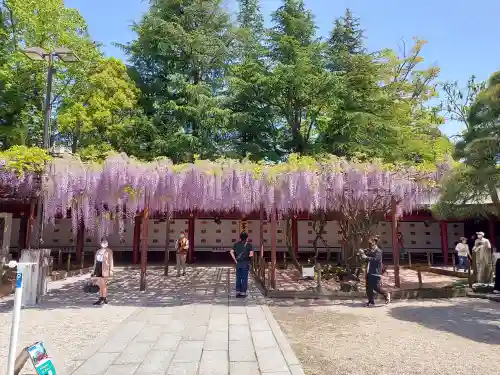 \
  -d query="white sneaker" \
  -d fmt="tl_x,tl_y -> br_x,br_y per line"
386,292 -> 391,304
